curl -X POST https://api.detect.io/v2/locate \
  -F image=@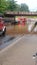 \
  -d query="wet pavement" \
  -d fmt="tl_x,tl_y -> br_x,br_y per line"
0,35 -> 15,50
0,35 -> 22,50
0,34 -> 37,65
